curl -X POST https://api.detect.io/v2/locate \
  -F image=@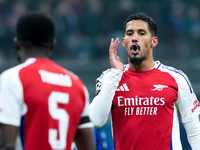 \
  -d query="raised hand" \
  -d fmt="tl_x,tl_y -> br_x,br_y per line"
109,38 -> 124,71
